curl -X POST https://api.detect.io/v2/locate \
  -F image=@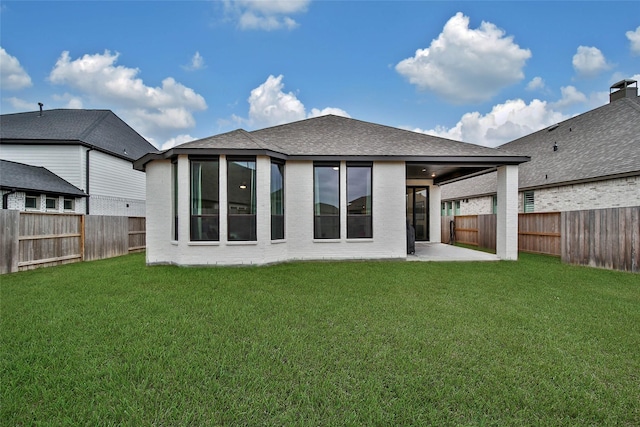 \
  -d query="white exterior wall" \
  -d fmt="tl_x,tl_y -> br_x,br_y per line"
145,157 -> 408,266
496,165 -> 519,260
88,150 -> 146,216
449,176 -> 640,216
0,144 -> 85,188
1,190 -> 86,214
526,176 -> 640,212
